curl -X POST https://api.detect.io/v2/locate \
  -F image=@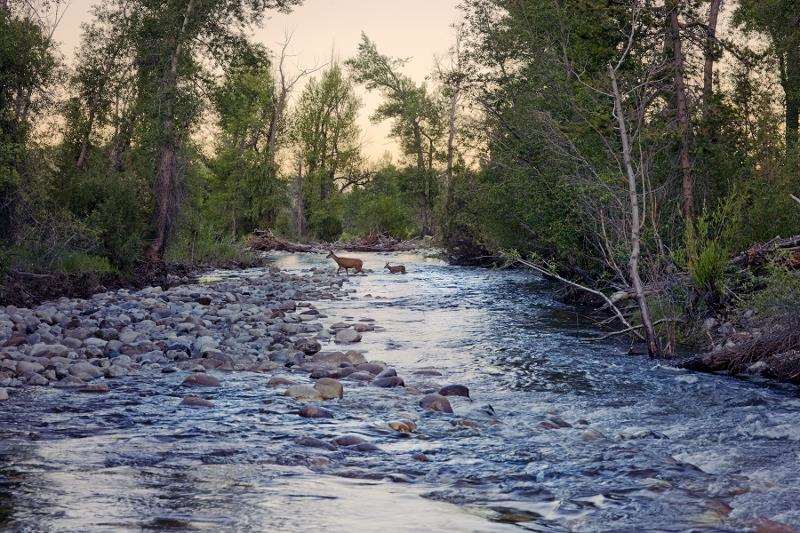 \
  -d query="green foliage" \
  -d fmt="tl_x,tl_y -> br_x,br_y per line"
679,196 -> 743,297
309,212 -> 343,242
750,263 -> 800,318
